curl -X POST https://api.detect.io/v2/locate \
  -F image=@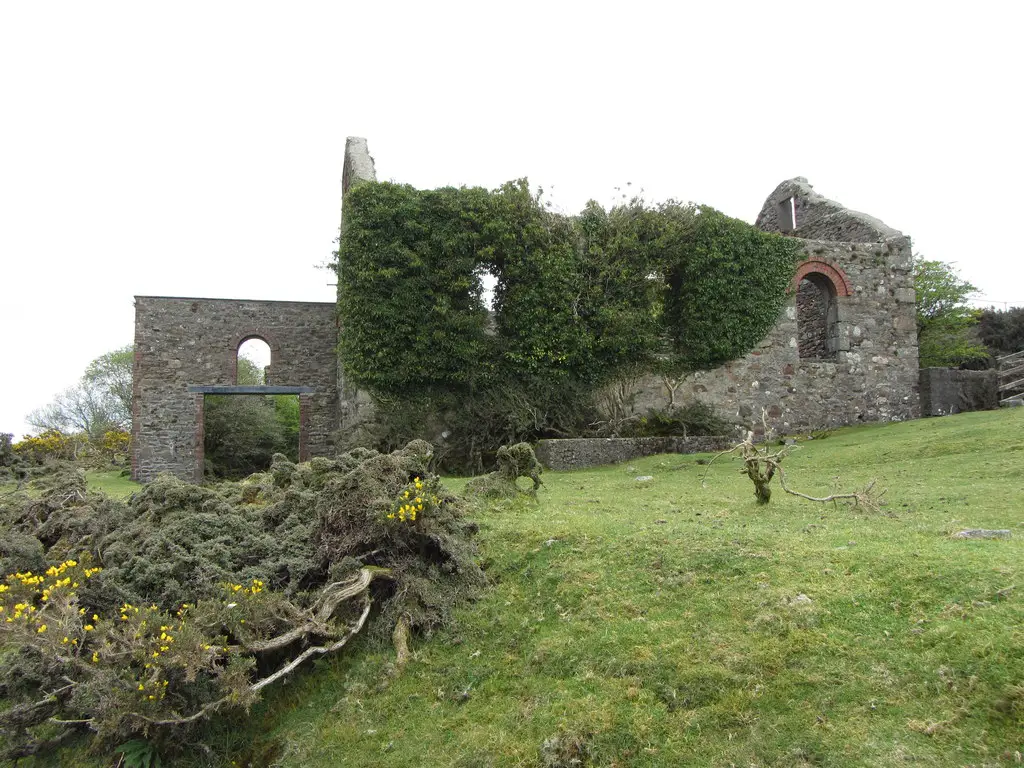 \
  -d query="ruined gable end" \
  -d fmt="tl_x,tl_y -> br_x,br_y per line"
627,178 -> 920,433
756,177 -> 903,244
